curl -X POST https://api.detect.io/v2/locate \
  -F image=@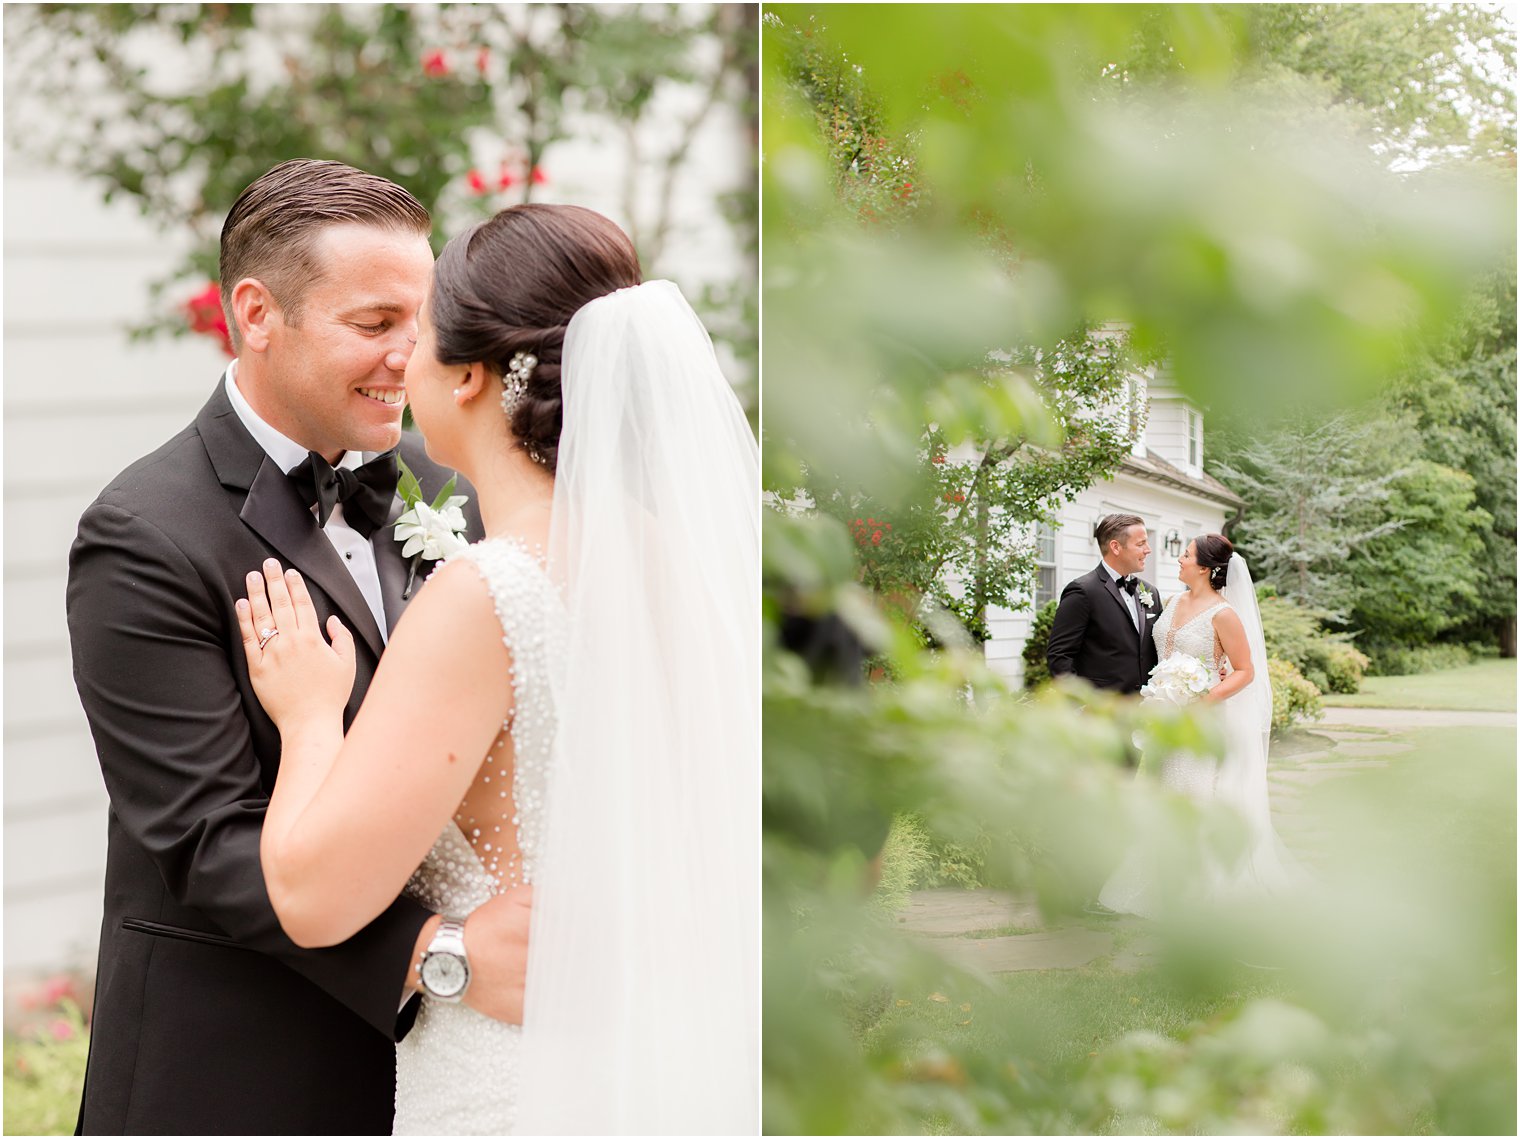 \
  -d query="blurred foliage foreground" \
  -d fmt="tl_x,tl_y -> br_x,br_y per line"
761,4 -> 1515,1134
